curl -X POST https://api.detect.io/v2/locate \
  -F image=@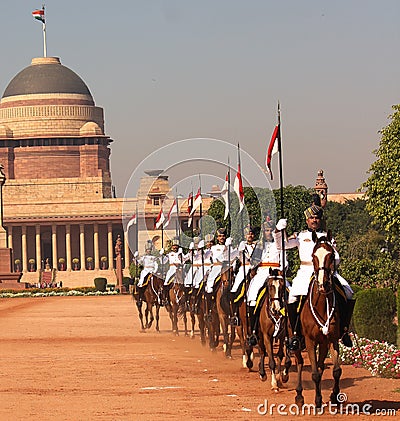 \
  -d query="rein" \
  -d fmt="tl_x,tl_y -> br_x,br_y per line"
309,277 -> 336,335
267,275 -> 284,337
